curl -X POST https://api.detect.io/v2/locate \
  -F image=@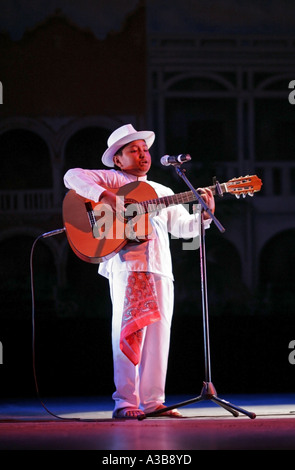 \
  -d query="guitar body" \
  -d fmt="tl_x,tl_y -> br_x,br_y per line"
63,181 -> 157,264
